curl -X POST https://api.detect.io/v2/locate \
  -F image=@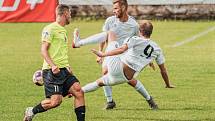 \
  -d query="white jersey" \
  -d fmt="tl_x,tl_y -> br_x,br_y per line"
102,16 -> 139,46
120,36 -> 165,72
